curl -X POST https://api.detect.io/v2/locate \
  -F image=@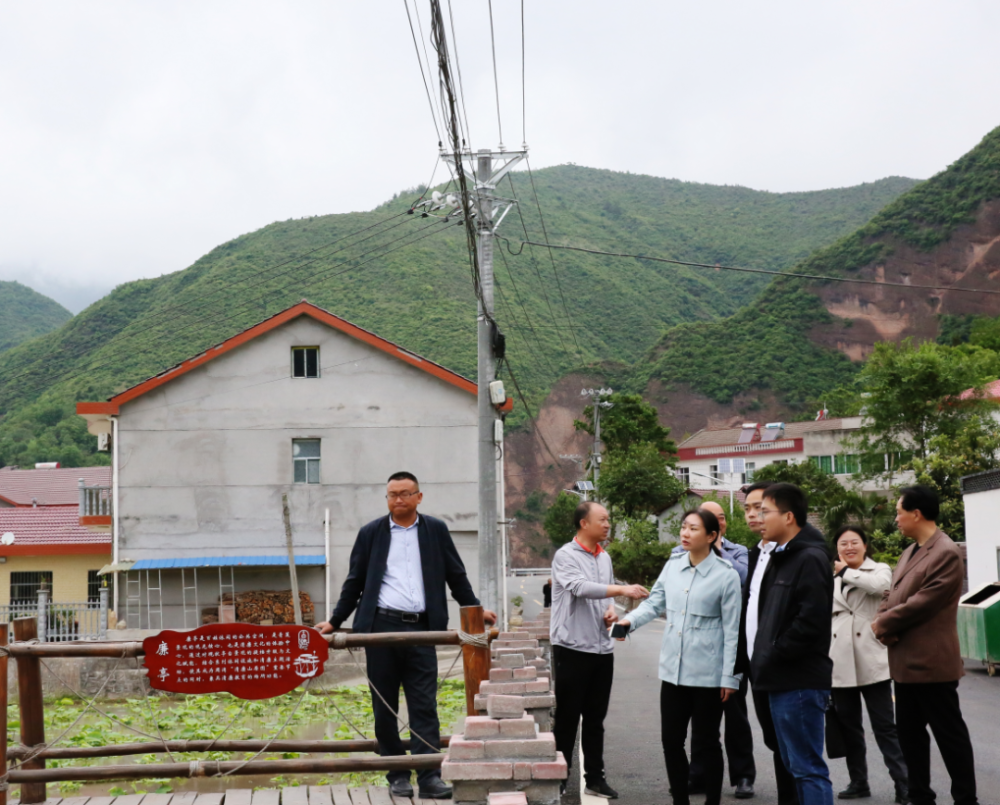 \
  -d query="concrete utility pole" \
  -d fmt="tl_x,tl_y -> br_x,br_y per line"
581,388 -> 614,491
